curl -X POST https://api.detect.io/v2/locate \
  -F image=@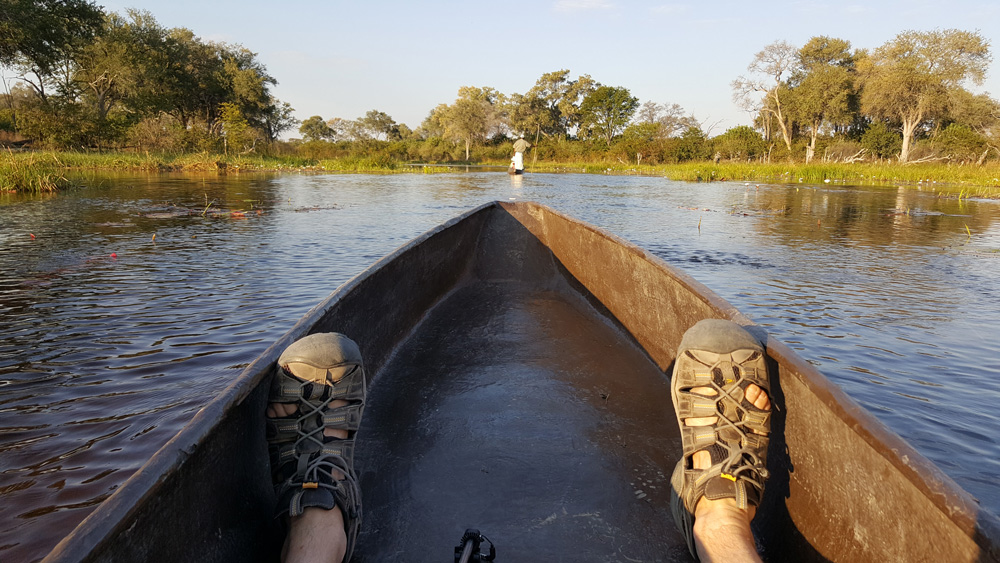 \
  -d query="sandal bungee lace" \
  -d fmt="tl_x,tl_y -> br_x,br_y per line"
267,332 -> 366,561
668,319 -> 771,560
